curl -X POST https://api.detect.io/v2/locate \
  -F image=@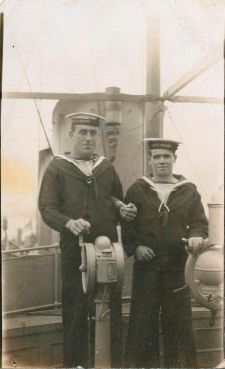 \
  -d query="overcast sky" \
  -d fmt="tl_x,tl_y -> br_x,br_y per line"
1,0 -> 224,238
